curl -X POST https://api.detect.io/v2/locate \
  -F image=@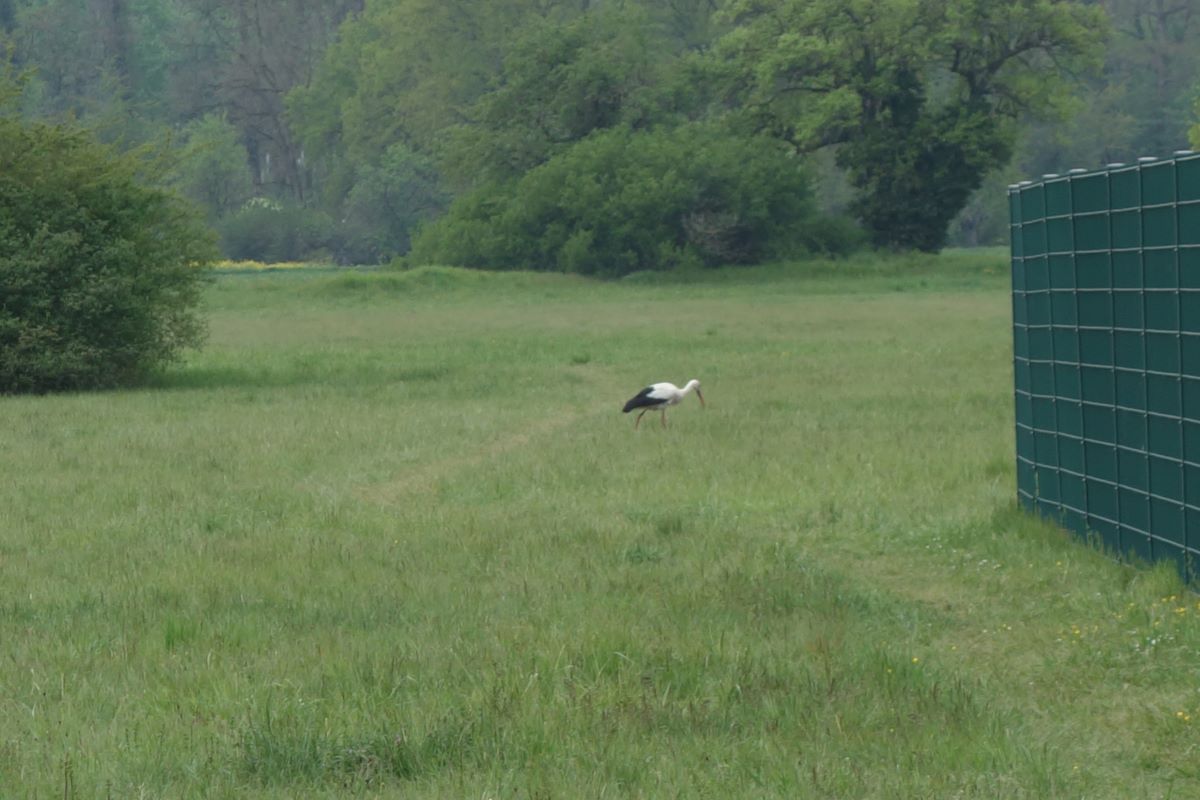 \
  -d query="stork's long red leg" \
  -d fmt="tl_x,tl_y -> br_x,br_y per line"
635,409 -> 647,429
661,409 -> 668,428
